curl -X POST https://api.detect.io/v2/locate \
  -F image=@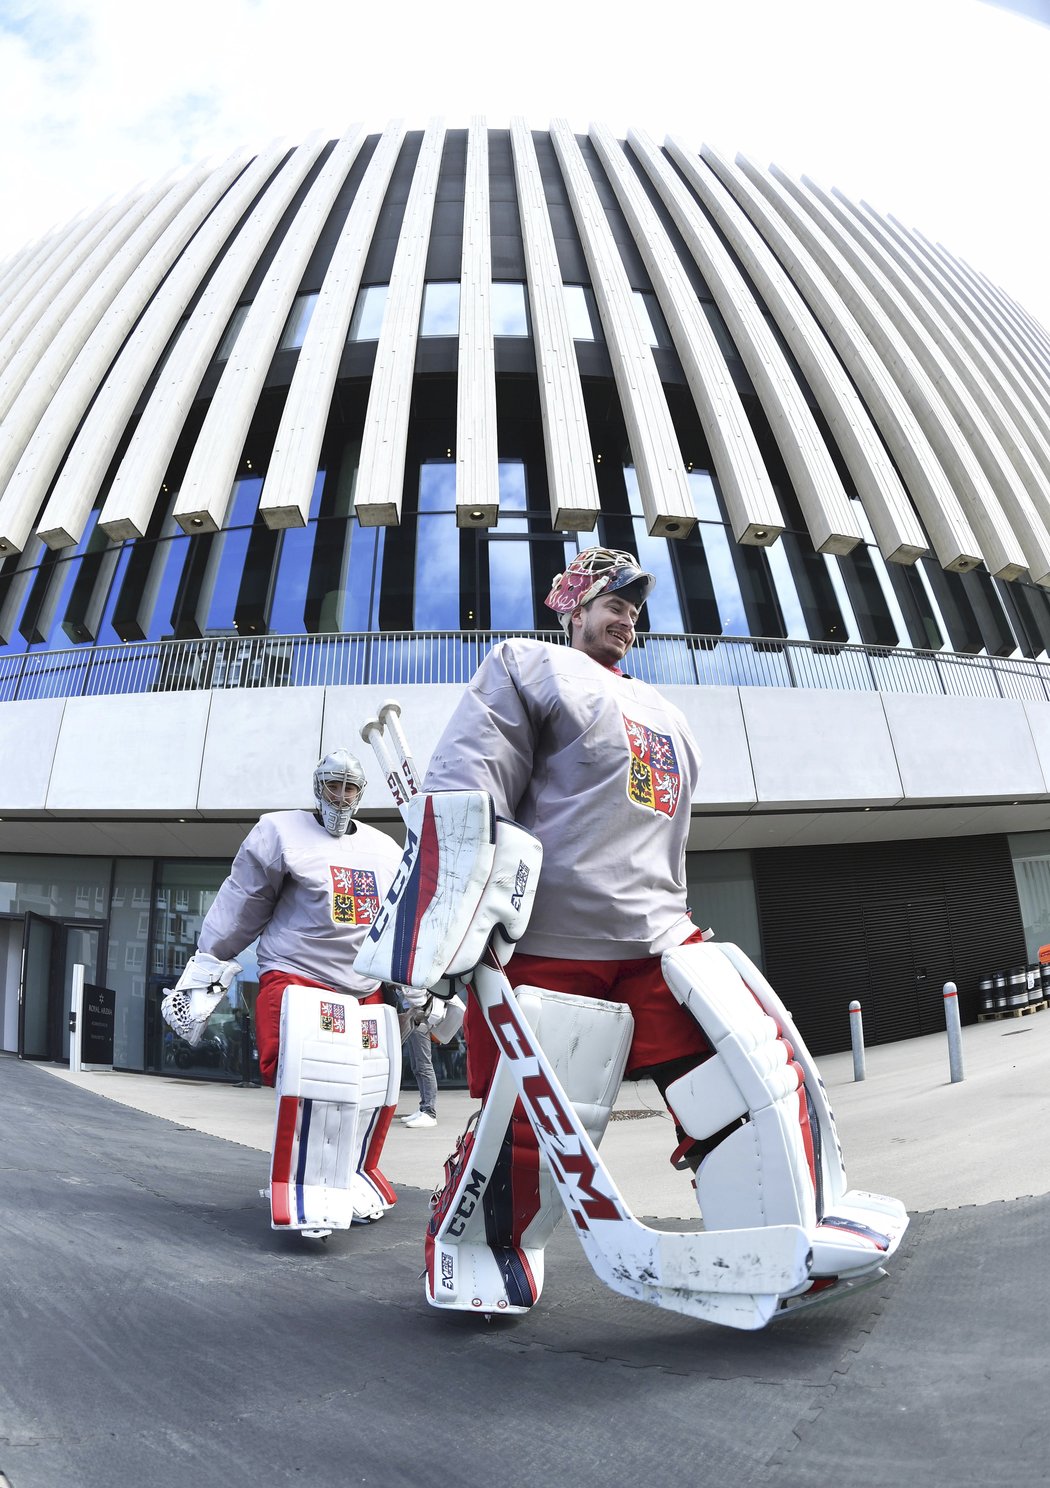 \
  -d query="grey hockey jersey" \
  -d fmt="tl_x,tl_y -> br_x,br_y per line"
423,639 -> 701,961
198,810 -> 403,992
